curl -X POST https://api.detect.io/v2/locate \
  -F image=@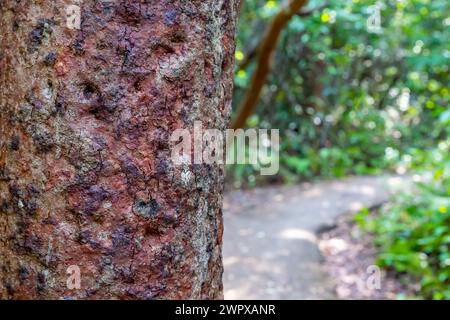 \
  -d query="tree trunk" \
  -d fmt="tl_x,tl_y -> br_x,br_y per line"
0,0 -> 238,300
